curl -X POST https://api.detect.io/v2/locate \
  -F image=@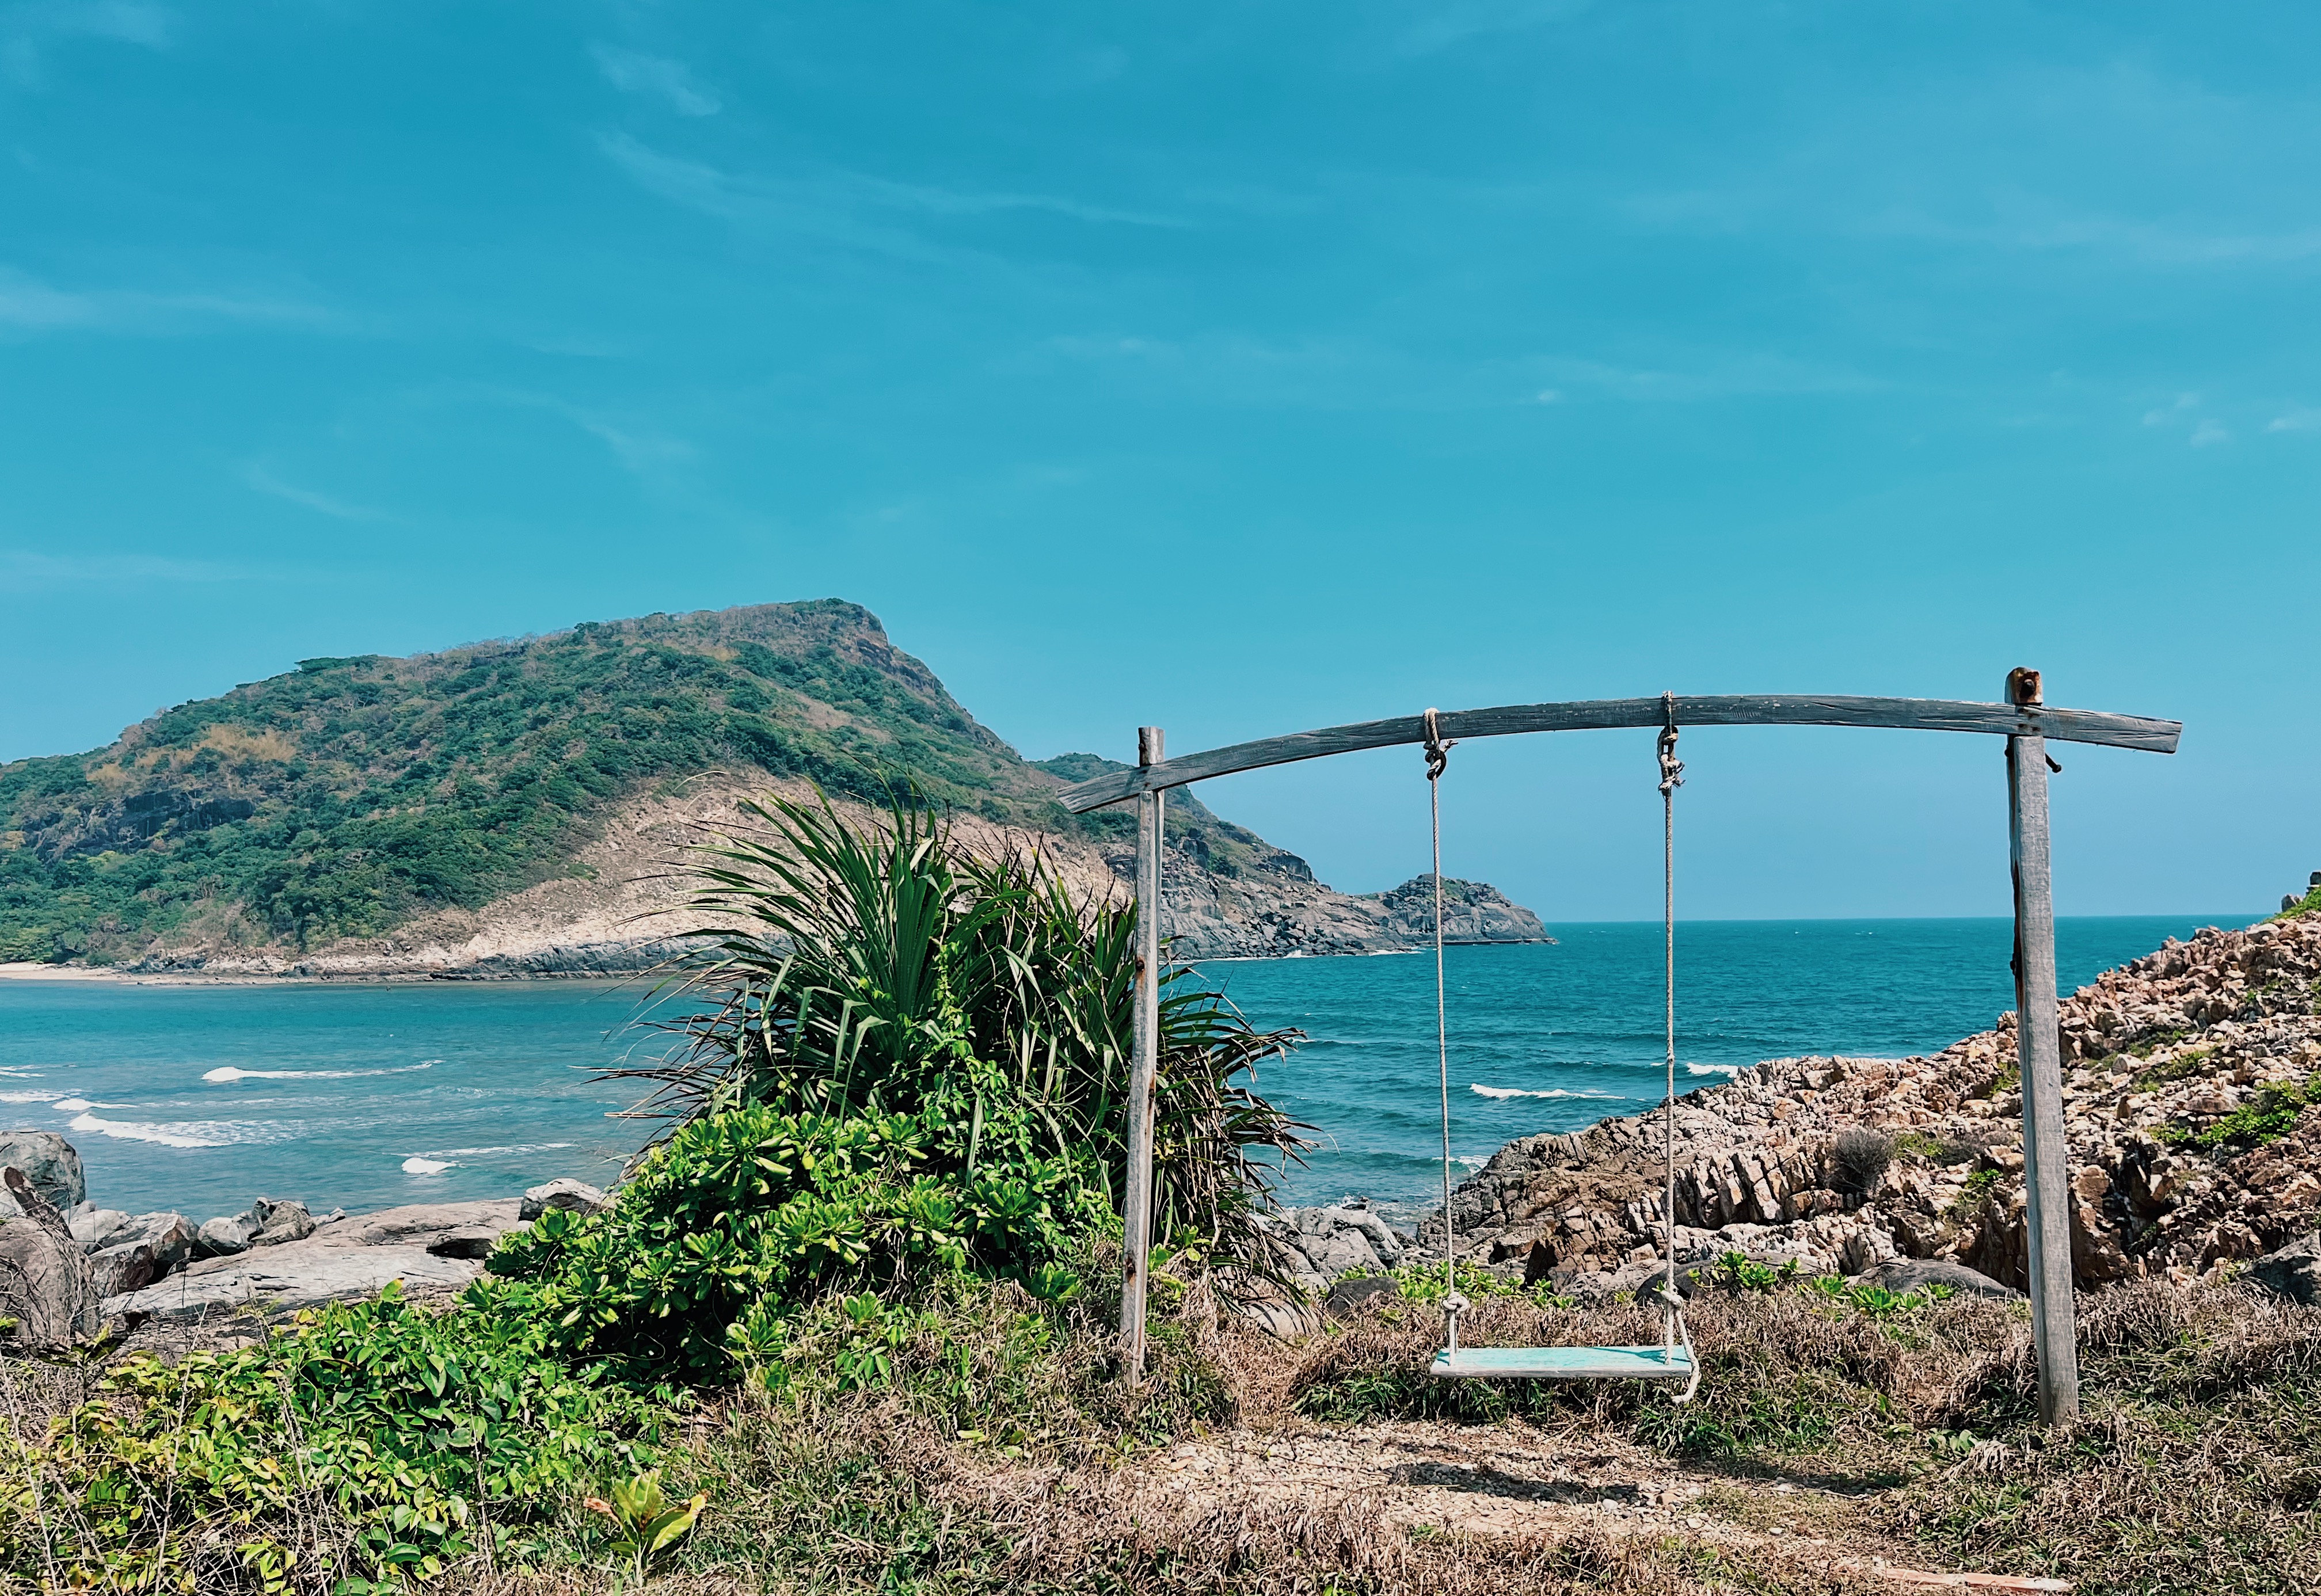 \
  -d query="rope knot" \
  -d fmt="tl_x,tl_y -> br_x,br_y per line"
1657,693 -> 1684,798
1422,707 -> 1455,782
